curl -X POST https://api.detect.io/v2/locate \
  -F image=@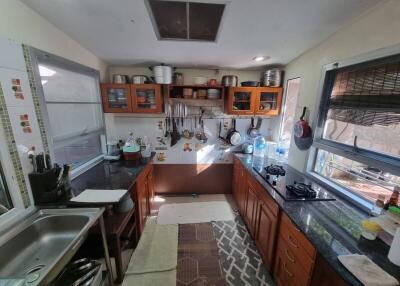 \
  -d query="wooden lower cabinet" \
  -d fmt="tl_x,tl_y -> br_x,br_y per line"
255,199 -> 278,272
244,183 -> 258,237
273,213 -> 316,286
135,163 -> 154,235
311,254 -> 350,286
235,160 -> 279,271
233,158 -> 247,215
232,159 -> 349,286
